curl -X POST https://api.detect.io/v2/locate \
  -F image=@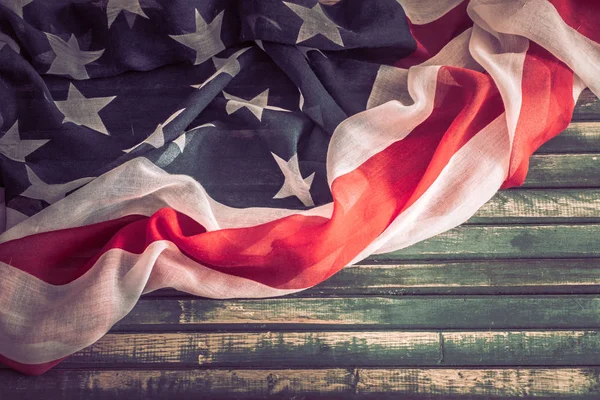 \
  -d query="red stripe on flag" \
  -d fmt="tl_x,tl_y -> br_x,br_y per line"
396,1 -> 472,68
548,0 -> 600,44
501,42 -> 574,188
0,215 -> 147,285
0,354 -> 64,376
